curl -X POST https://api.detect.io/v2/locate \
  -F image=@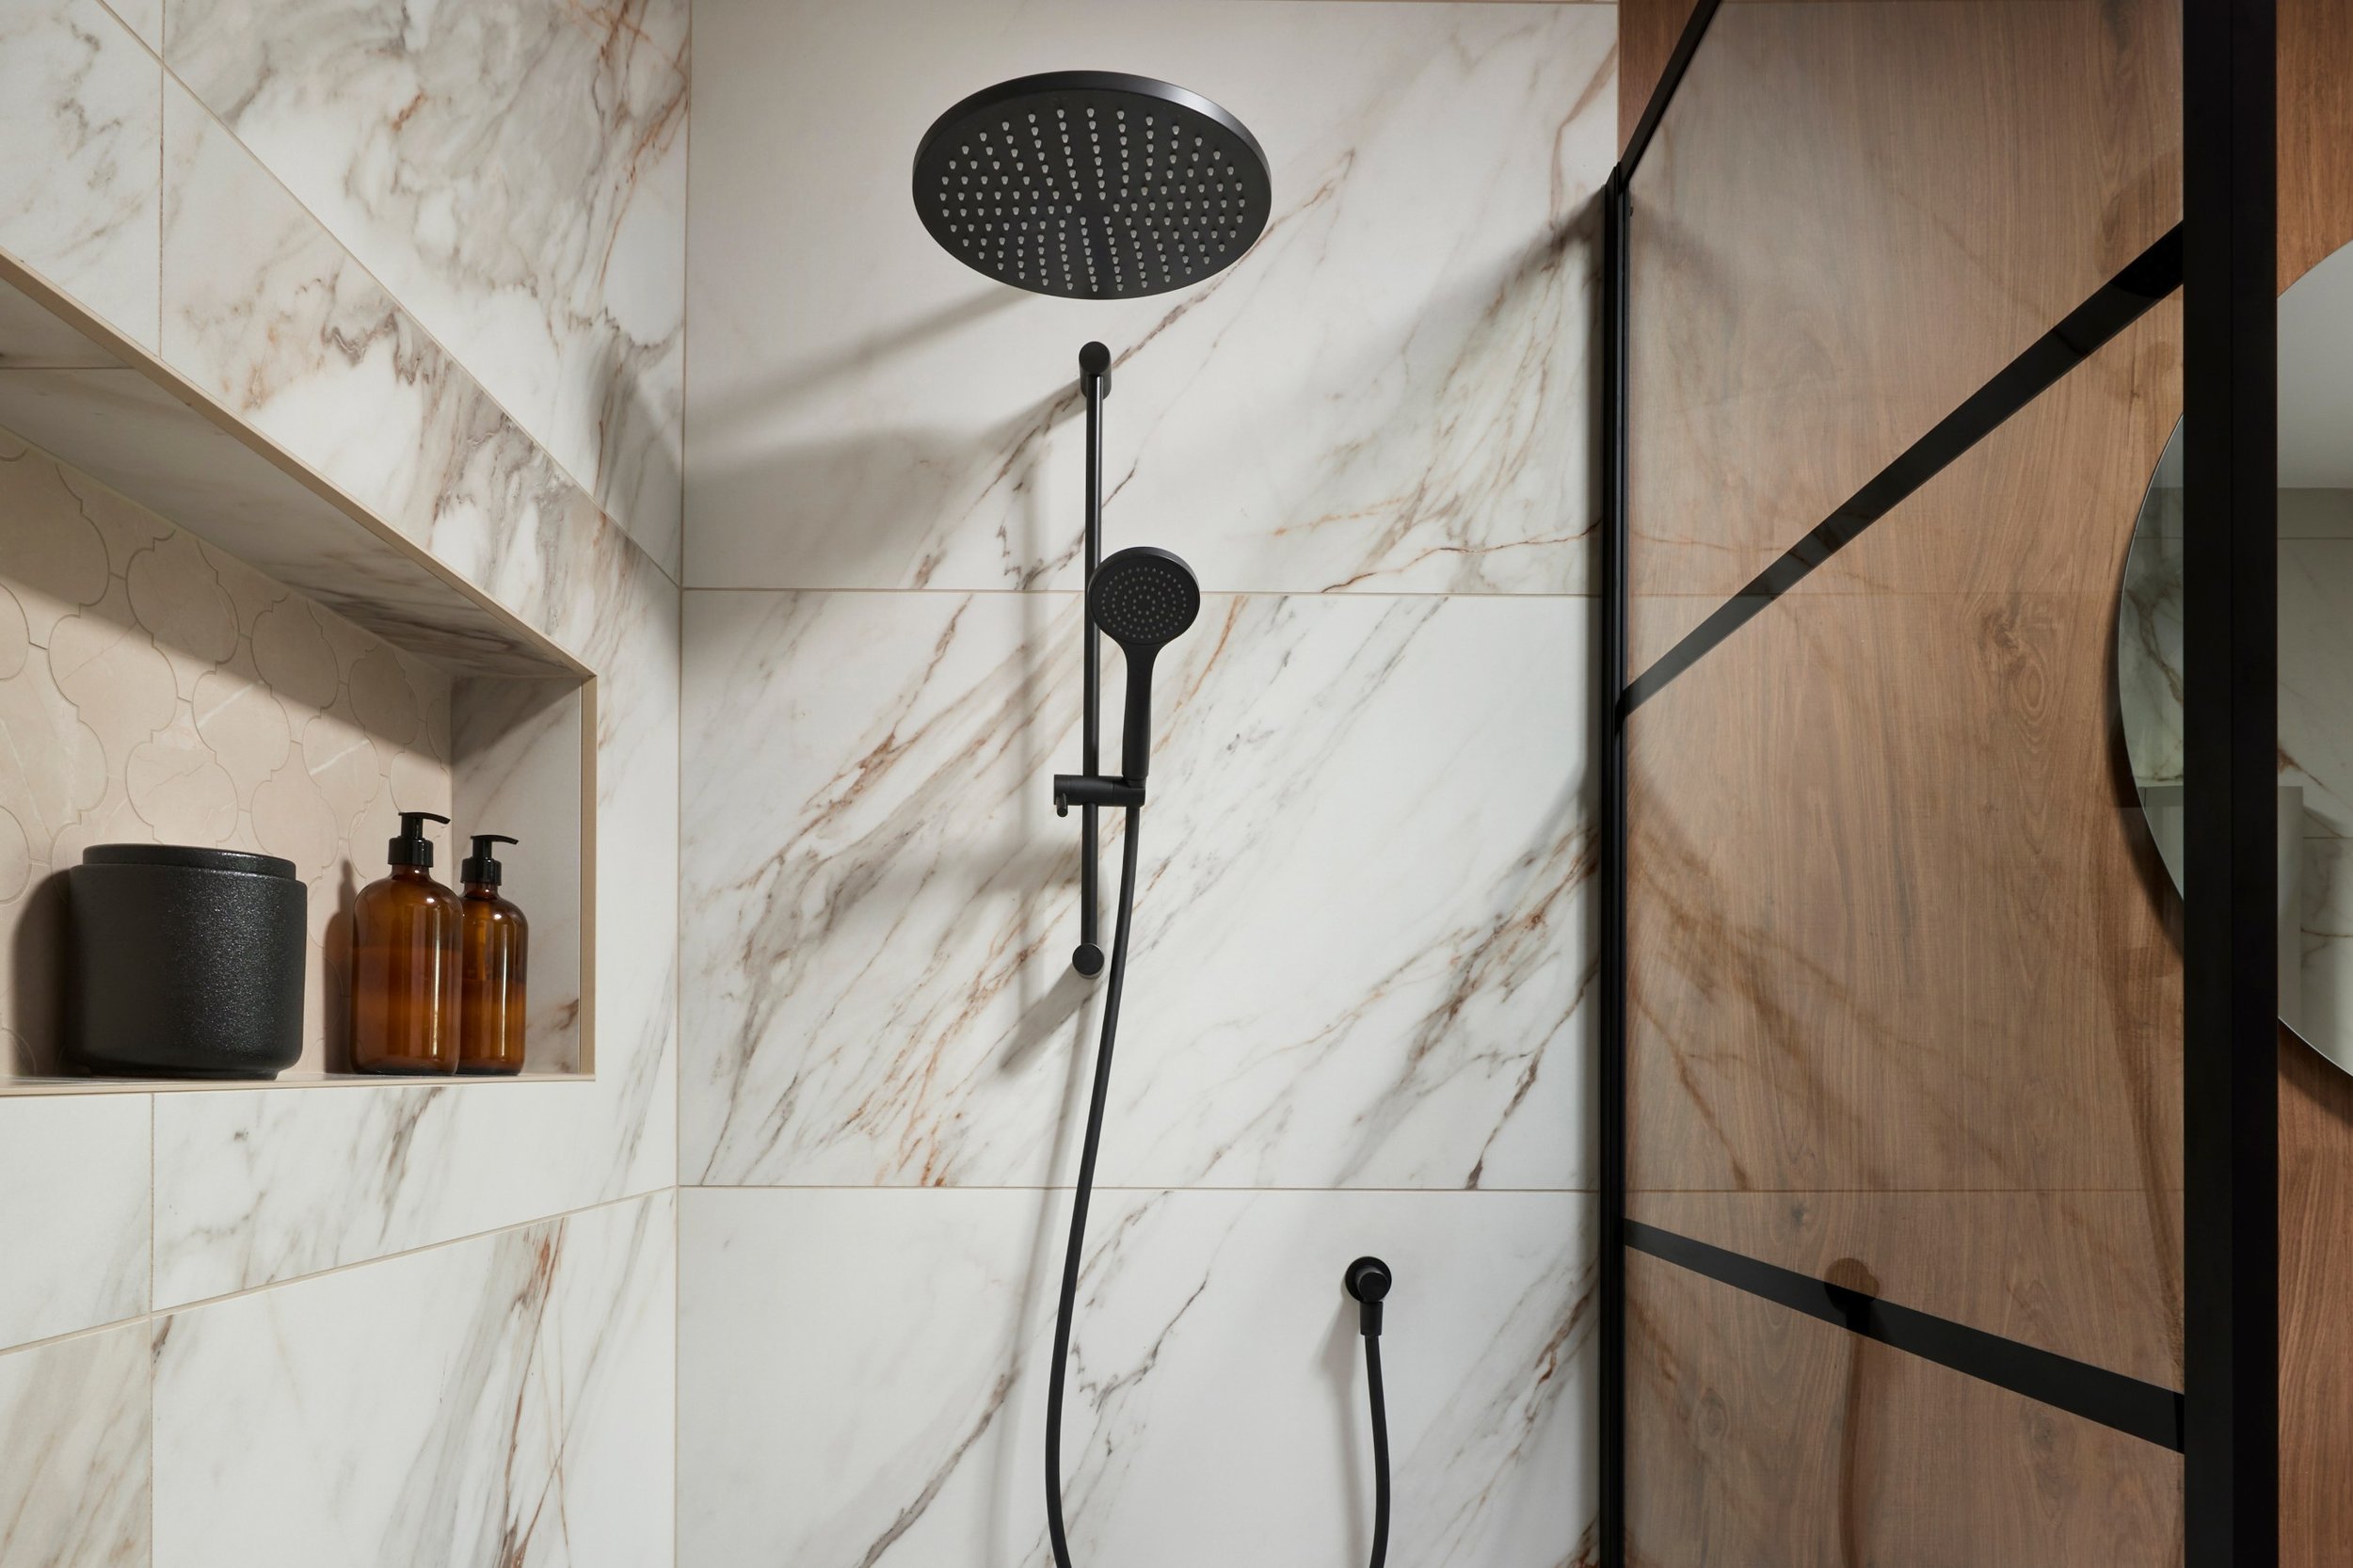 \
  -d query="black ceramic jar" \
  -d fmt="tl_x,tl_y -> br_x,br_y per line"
68,844 -> 307,1080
